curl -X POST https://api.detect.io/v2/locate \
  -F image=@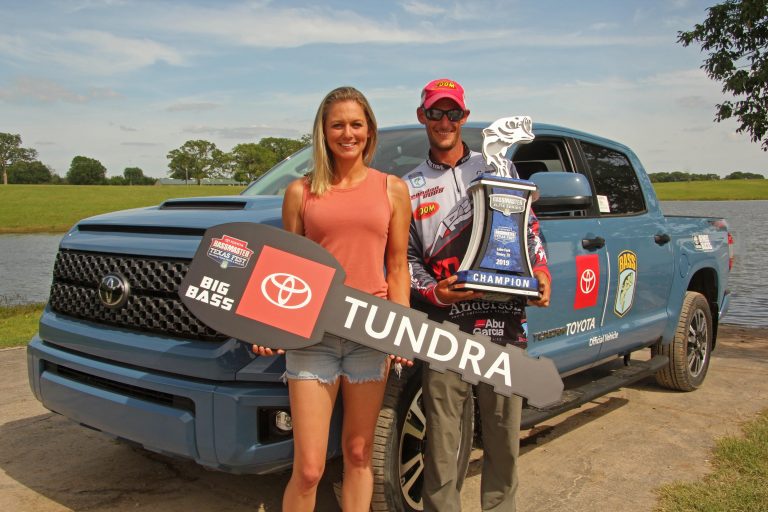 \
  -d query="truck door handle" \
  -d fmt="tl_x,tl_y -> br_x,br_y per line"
582,236 -> 605,250
654,233 -> 671,245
